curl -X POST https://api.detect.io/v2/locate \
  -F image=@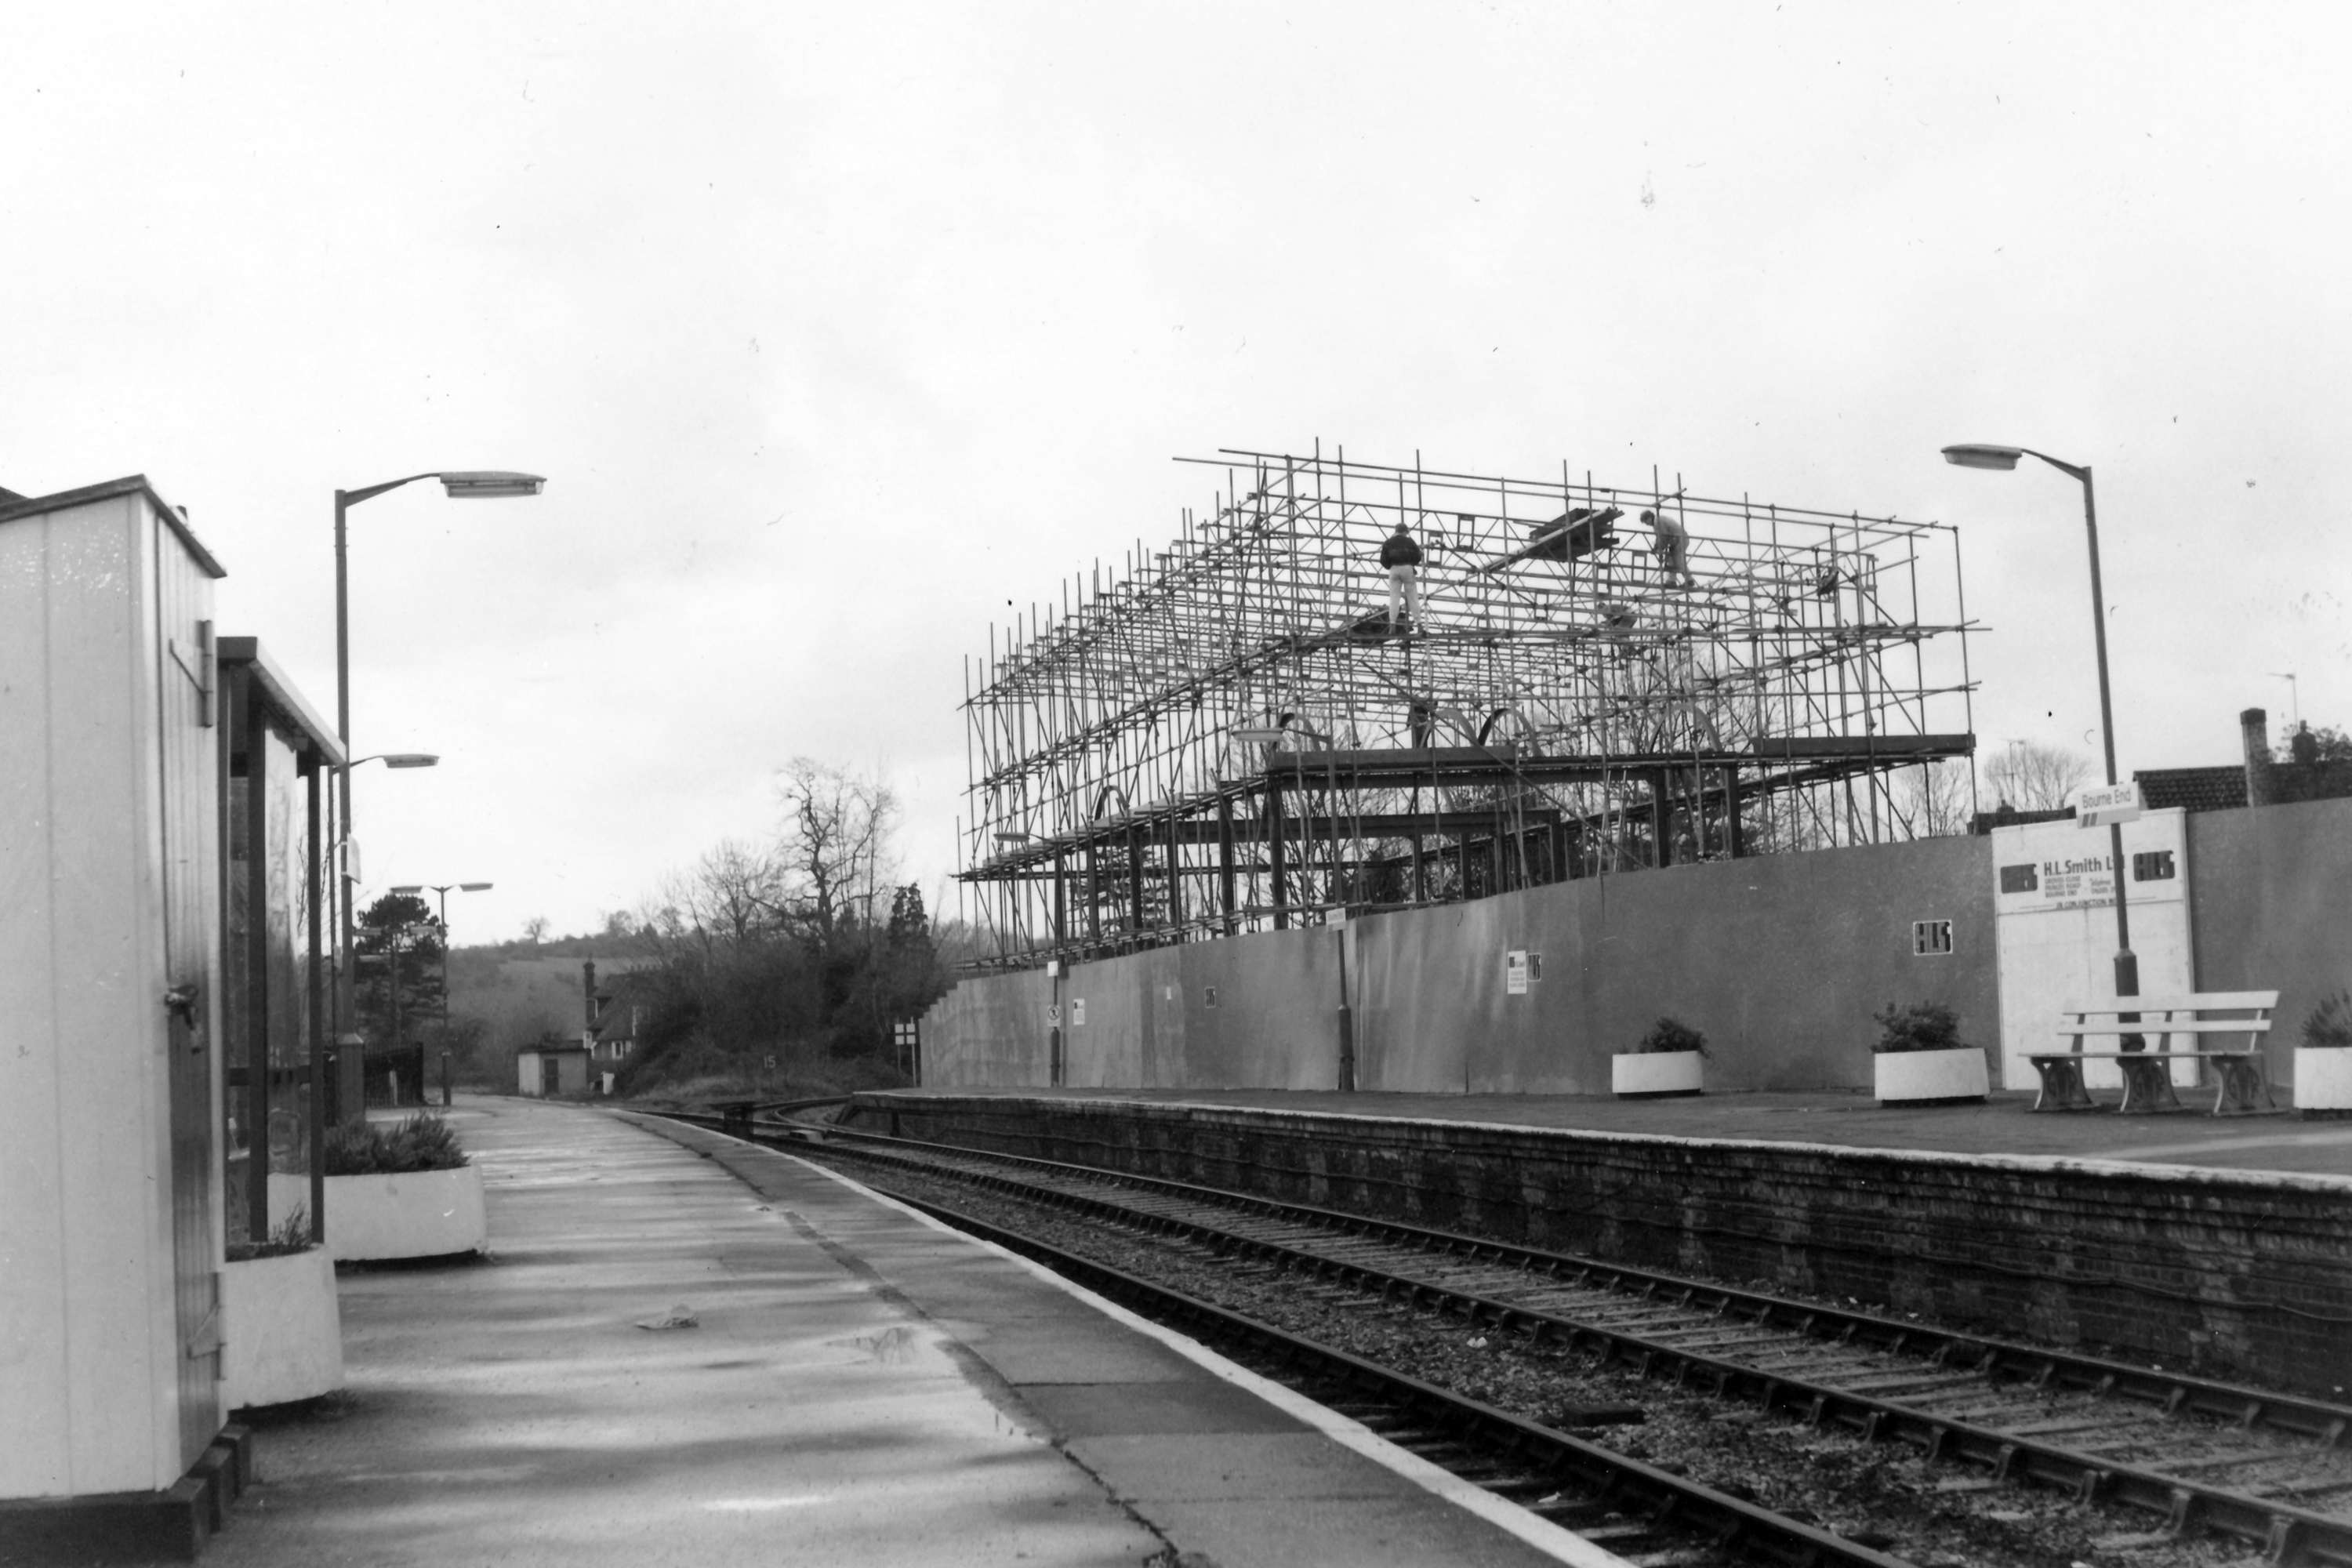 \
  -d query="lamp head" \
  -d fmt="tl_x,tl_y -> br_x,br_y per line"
1940,444 -> 2024,471
1232,728 -> 1288,746
460,881 -> 493,892
380,753 -> 440,769
439,471 -> 546,499
390,884 -> 423,895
